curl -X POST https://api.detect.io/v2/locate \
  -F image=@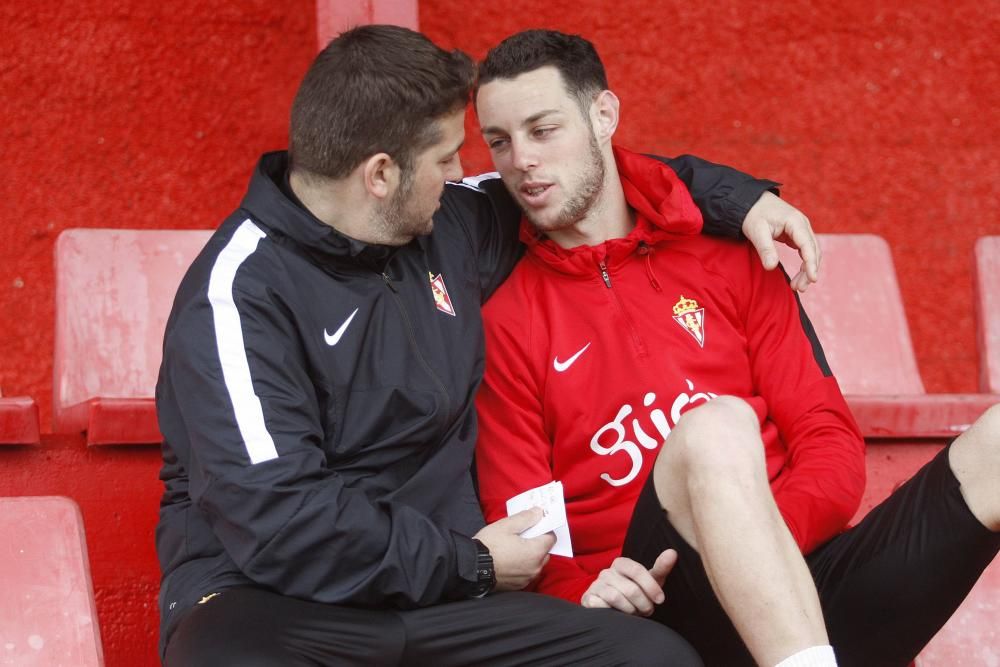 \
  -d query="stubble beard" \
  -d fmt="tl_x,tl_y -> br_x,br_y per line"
523,133 -> 606,233
373,168 -> 431,244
